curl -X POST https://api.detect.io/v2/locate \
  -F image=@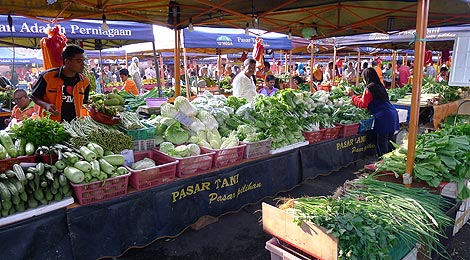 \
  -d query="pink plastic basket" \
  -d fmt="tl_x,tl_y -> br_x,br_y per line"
0,156 -> 36,172
70,173 -> 130,205
302,130 -> 325,144
322,125 -> 341,141
127,150 -> 178,190
153,148 -> 214,177
200,144 -> 246,168
335,123 -> 360,138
